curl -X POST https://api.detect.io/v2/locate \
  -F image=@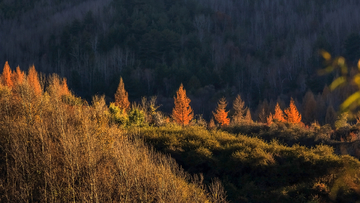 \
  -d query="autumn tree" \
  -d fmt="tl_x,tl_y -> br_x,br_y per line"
285,98 -> 302,124
115,77 -> 130,111
172,83 -> 193,126
60,78 -> 71,96
213,97 -> 230,126
27,65 -> 42,96
1,61 -> 13,88
272,102 -> 286,122
208,118 -> 216,129
244,108 -> 252,124
232,94 -> 246,124
12,66 -> 25,85
267,113 -> 274,125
